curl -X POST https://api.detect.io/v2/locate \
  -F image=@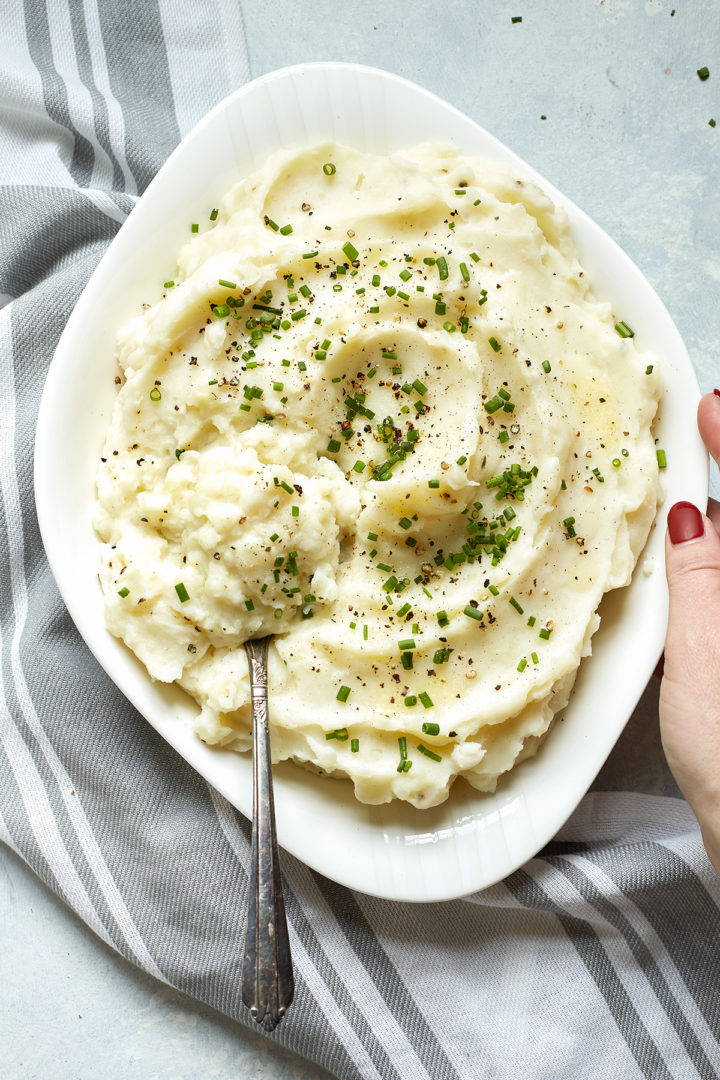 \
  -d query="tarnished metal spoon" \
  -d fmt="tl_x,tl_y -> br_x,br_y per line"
242,636 -> 294,1031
